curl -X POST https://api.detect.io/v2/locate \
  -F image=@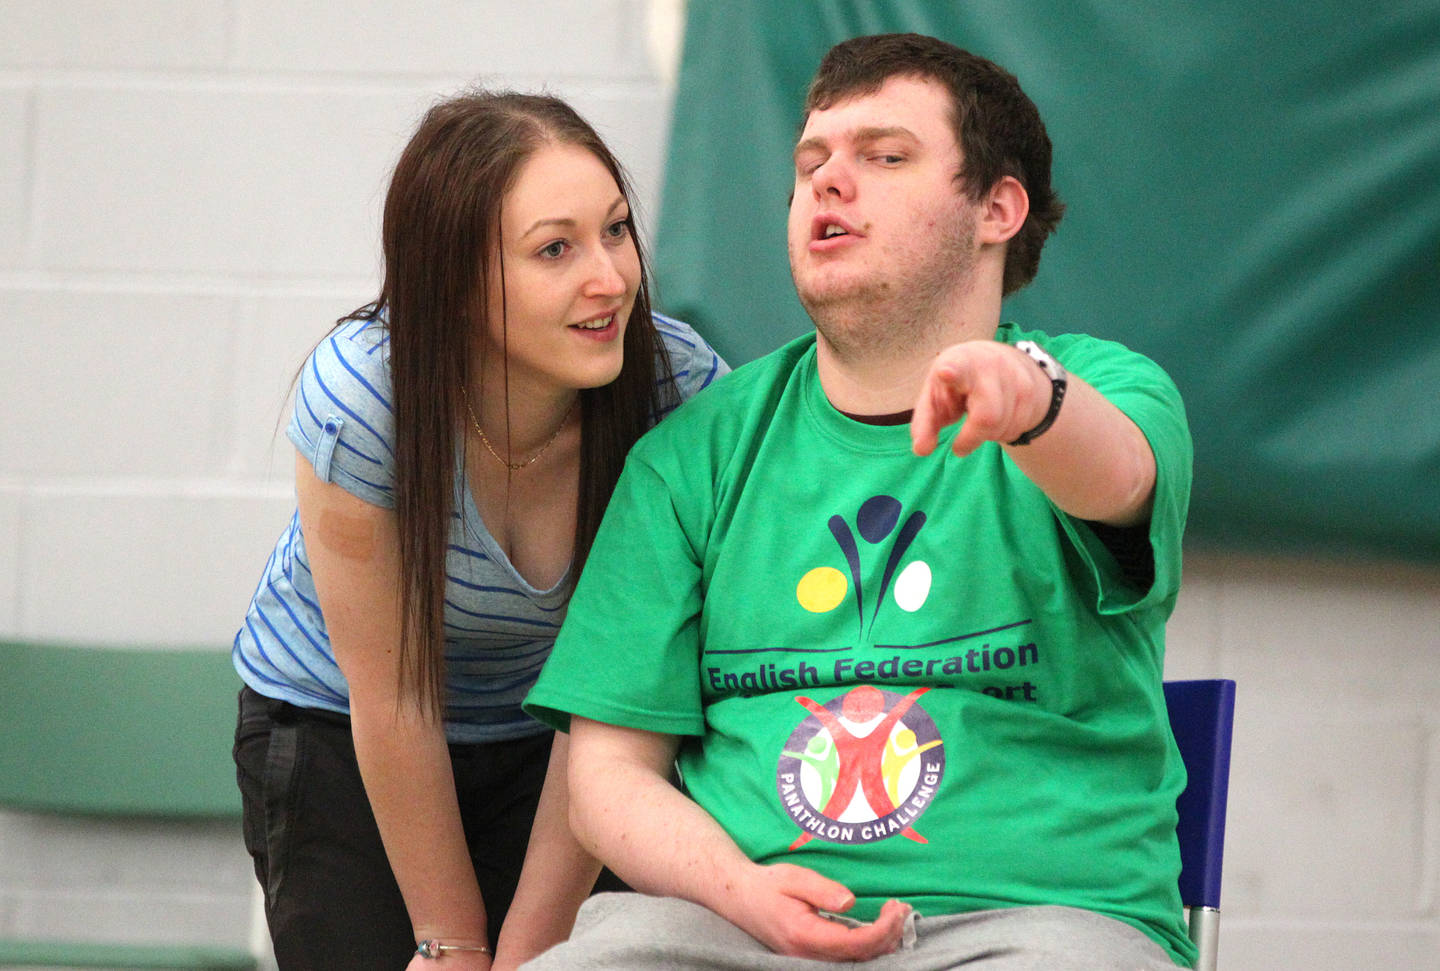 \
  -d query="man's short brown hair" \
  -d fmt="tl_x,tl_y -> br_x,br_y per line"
805,33 -> 1065,295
